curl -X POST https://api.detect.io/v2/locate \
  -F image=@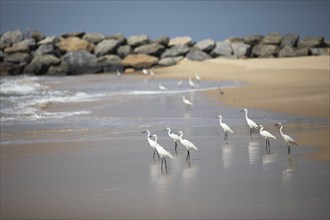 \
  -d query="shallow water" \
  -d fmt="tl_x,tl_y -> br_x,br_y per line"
1,74 -> 329,219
